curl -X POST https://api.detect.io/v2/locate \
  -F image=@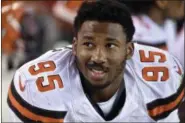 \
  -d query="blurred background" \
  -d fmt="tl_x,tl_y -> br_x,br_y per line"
1,0 -> 184,122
